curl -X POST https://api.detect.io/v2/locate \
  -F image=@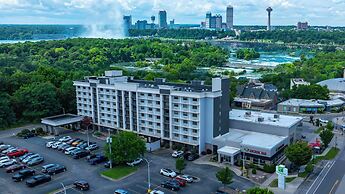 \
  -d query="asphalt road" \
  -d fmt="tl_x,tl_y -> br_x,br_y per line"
0,129 -> 255,194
